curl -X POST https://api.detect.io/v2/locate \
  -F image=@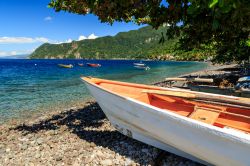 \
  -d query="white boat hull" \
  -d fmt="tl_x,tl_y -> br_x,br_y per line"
133,63 -> 146,66
84,81 -> 250,166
